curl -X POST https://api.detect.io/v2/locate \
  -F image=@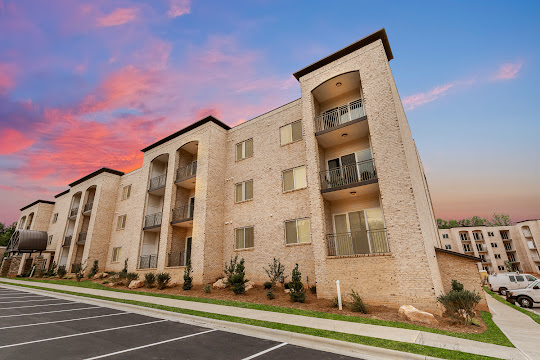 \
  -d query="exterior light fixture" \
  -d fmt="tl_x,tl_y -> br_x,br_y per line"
350,191 -> 357,196
336,82 -> 342,87
342,133 -> 348,138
